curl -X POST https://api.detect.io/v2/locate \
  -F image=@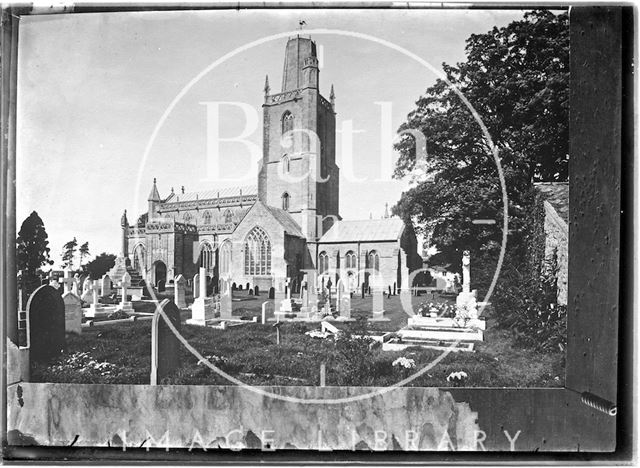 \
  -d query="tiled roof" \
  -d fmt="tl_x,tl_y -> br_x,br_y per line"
262,202 -> 304,238
535,182 -> 569,224
164,185 -> 257,203
319,218 -> 405,243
